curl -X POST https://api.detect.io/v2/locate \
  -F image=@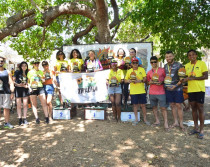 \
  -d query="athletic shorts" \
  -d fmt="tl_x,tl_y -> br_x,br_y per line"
108,85 -> 122,95
188,92 -> 205,104
165,90 -> 184,103
30,87 -> 45,96
149,94 -> 167,108
130,94 -> 147,104
0,94 -> 11,109
15,87 -> 29,98
43,84 -> 54,95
